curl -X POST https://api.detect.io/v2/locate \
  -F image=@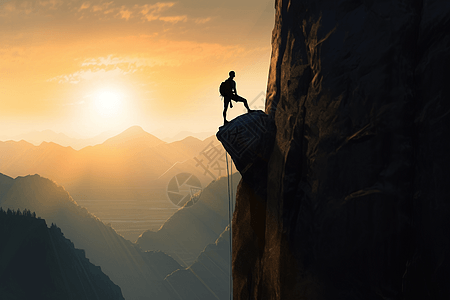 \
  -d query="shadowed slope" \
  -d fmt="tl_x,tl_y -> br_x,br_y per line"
0,174 -> 182,300
165,226 -> 232,300
137,173 -> 240,267
0,209 -> 124,300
